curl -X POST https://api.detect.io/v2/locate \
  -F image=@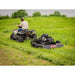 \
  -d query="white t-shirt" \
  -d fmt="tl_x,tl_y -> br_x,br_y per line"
20,21 -> 29,29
